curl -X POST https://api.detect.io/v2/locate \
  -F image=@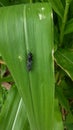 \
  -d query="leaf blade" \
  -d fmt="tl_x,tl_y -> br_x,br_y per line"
0,3 -> 54,130
0,87 -> 30,130
64,18 -> 73,34
49,0 -> 64,18
55,49 -> 73,80
54,99 -> 64,130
